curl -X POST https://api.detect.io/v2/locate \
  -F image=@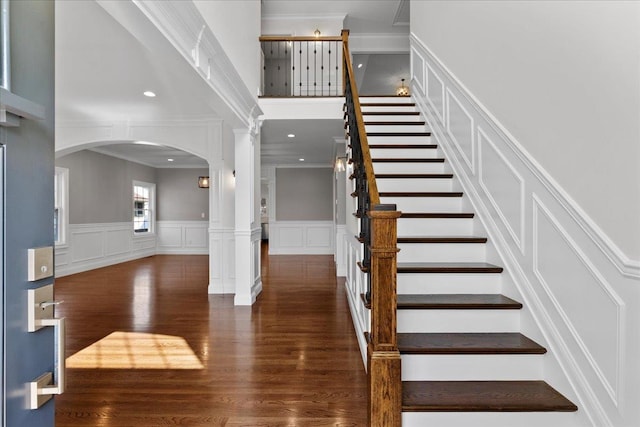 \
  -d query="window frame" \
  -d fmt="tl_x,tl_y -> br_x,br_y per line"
54,167 -> 69,247
132,180 -> 156,236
